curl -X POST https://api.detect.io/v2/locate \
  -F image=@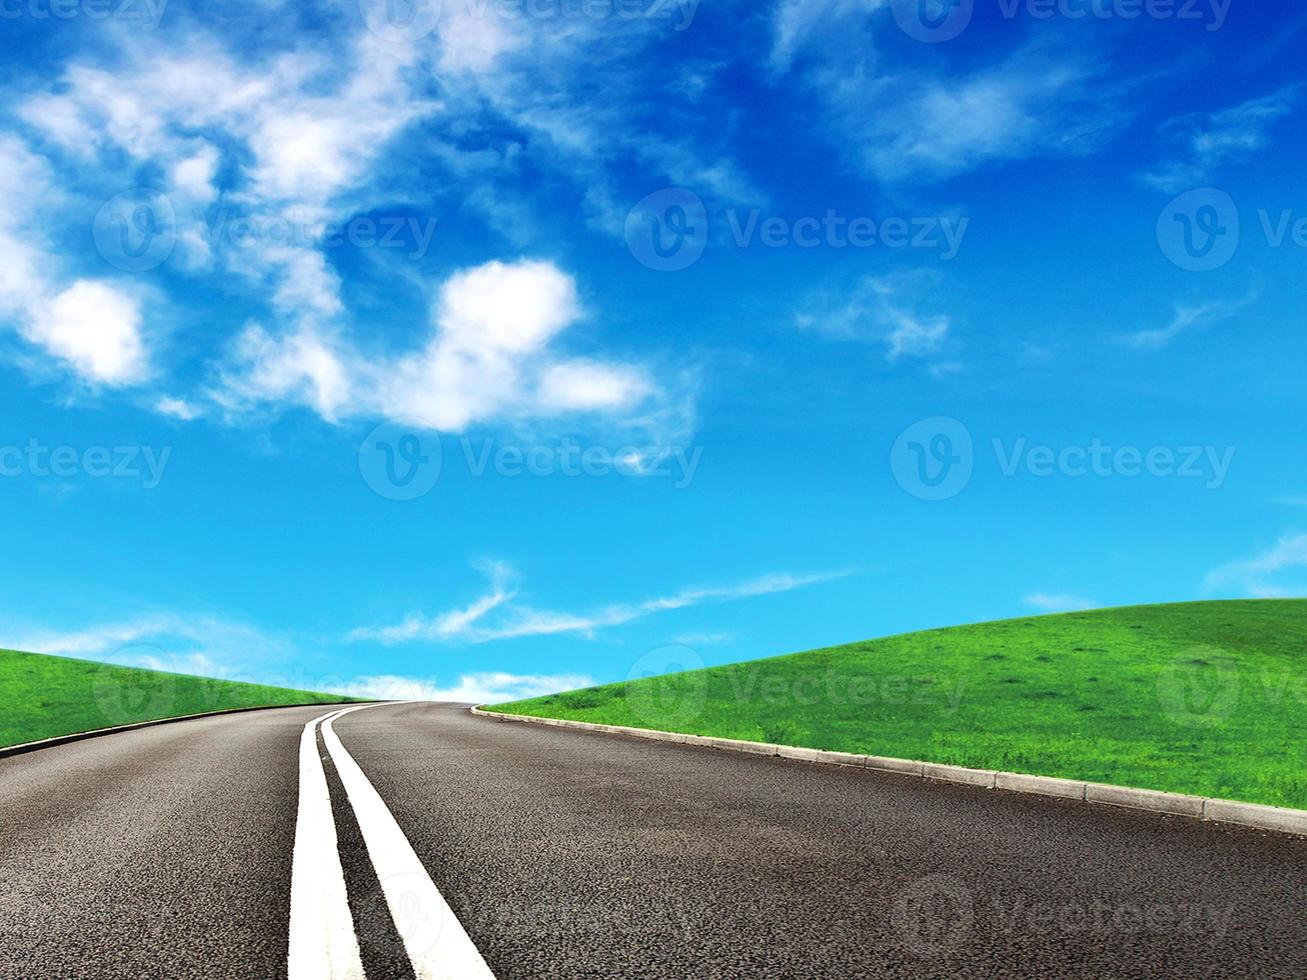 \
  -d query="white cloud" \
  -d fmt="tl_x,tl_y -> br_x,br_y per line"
339,671 -> 591,705
28,281 -> 149,385
1023,593 -> 1097,613
1122,286 -> 1260,351
216,259 -> 662,433
438,6 -> 526,74
350,563 -> 850,645
1140,87 -> 1298,193
5,12 -> 714,435
1205,532 -> 1307,598
216,323 -> 353,421
171,142 -> 221,203
797,271 -> 953,361
0,135 -> 151,387
156,395 -> 201,420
